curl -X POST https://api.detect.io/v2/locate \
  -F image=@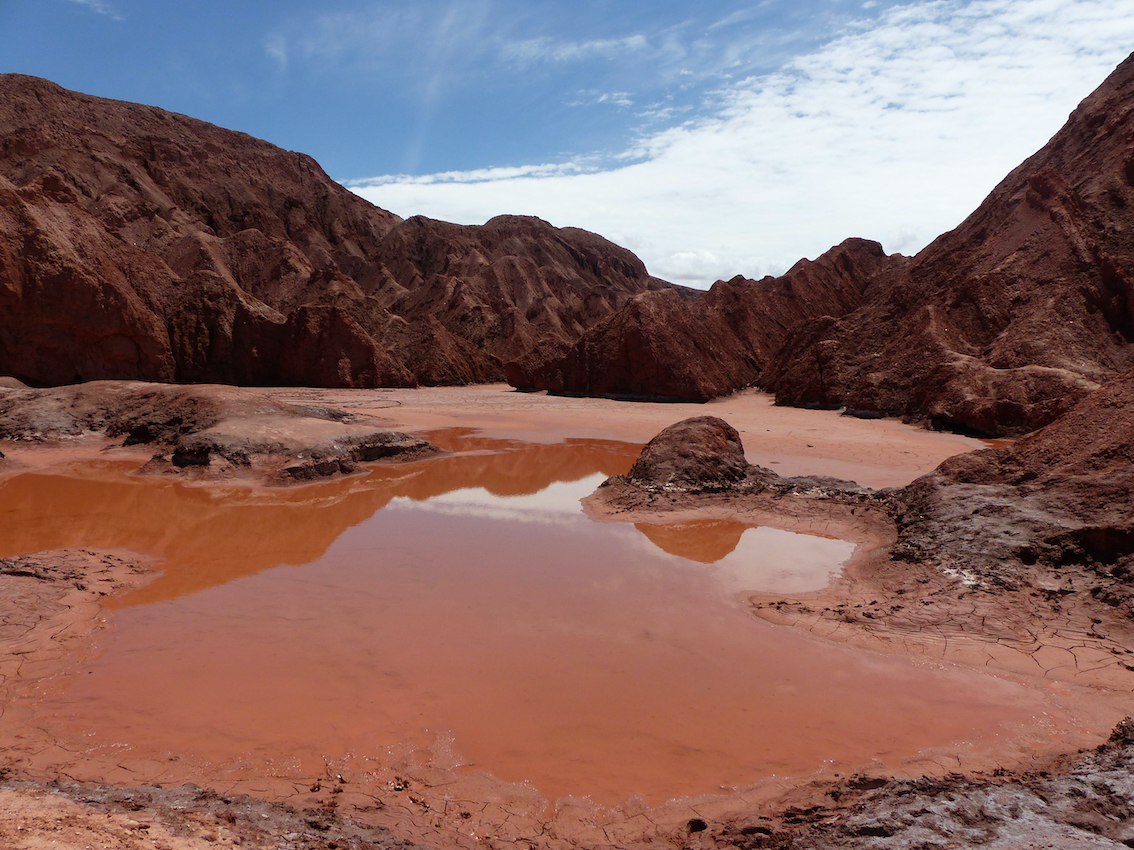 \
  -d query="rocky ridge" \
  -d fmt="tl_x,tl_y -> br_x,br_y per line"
510,53 -> 1134,436
0,74 -> 675,390
765,52 -> 1134,435
891,364 -> 1134,616
508,238 -> 895,401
